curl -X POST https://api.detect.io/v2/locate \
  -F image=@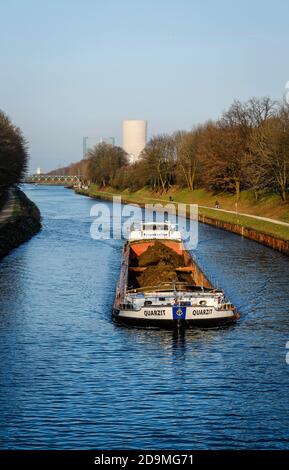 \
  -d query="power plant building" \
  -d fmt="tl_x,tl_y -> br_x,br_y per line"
83,136 -> 115,159
122,120 -> 147,163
